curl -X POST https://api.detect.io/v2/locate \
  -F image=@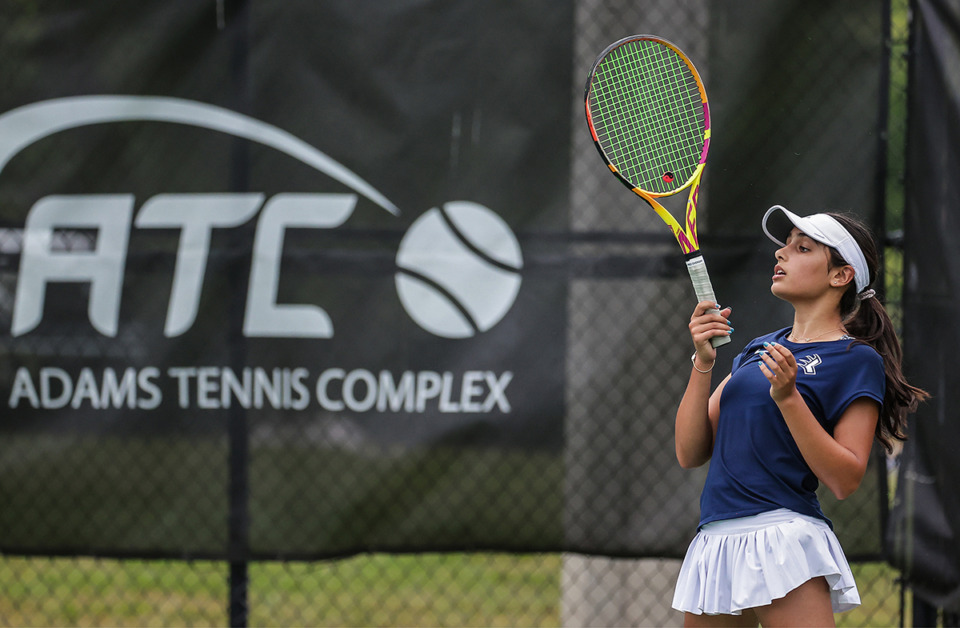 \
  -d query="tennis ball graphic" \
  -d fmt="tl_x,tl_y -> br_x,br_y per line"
396,201 -> 523,338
